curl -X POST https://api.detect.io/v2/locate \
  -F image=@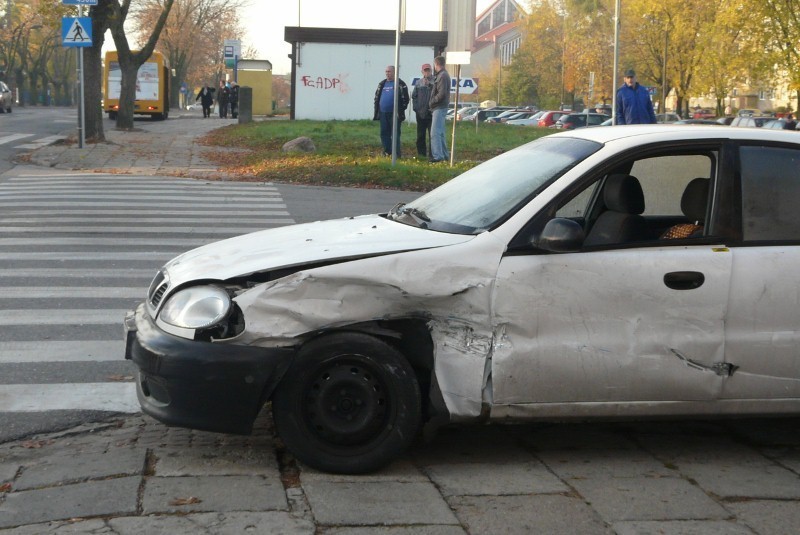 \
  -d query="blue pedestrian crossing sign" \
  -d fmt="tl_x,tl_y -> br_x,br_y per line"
62,17 -> 92,47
